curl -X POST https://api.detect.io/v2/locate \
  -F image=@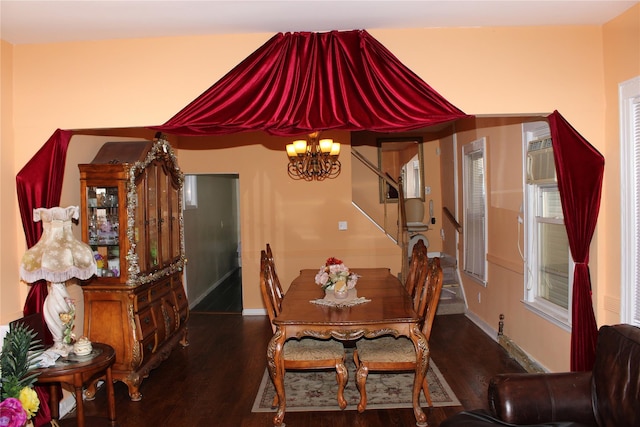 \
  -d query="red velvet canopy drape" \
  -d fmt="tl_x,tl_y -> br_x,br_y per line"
155,30 -> 469,136
548,111 -> 604,372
